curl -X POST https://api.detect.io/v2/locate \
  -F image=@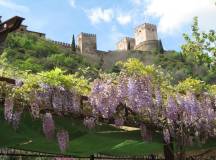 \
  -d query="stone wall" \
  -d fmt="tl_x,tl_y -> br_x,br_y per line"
134,40 -> 160,52
80,50 -> 154,70
116,37 -> 135,51
134,23 -> 158,46
102,50 -> 152,70
77,32 -> 97,54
